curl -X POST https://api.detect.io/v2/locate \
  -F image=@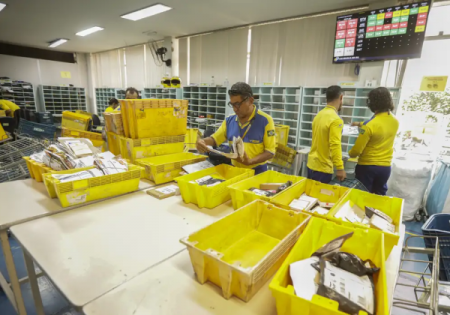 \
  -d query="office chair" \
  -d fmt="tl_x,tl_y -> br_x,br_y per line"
90,114 -> 103,133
